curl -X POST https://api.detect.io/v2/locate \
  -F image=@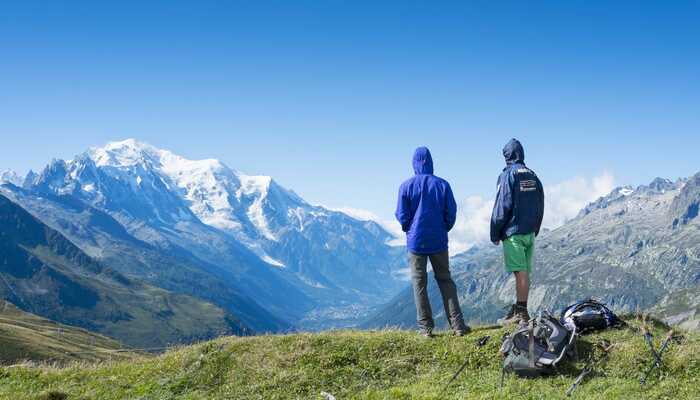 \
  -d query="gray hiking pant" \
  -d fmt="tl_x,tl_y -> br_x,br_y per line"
409,251 -> 467,331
